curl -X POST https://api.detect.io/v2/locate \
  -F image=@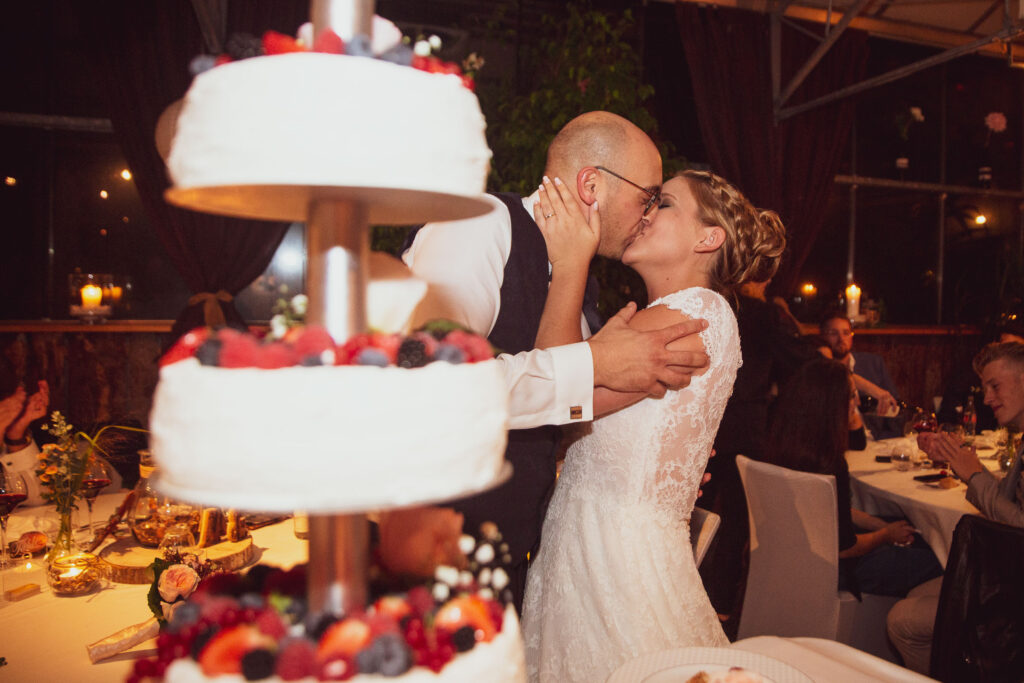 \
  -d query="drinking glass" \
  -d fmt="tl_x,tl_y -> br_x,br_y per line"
80,458 -> 111,542
0,467 -> 28,569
